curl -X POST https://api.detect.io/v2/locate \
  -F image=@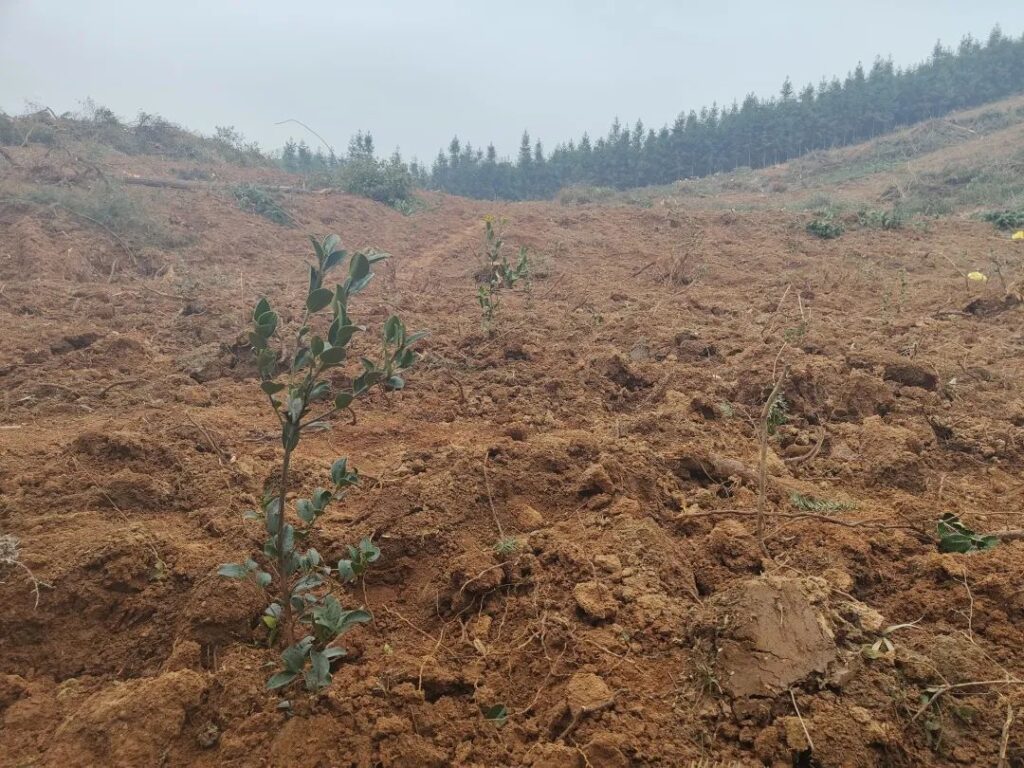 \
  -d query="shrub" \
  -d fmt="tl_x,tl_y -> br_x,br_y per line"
858,206 -> 904,230
806,211 -> 844,239
232,184 -> 293,226
336,155 -> 414,208
557,185 -> 617,205
219,234 -> 427,692
1,180 -> 191,249
981,209 -> 1024,231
